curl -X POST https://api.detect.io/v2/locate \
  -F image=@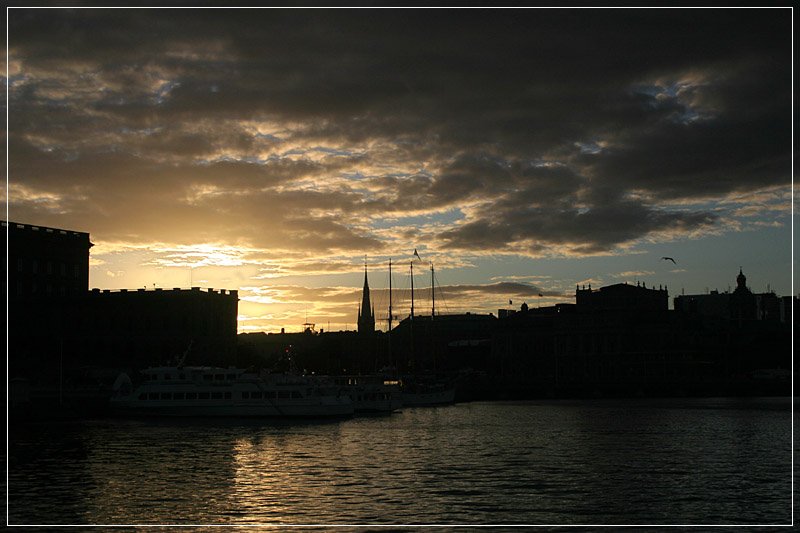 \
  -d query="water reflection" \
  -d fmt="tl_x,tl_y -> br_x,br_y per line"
9,399 -> 793,525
